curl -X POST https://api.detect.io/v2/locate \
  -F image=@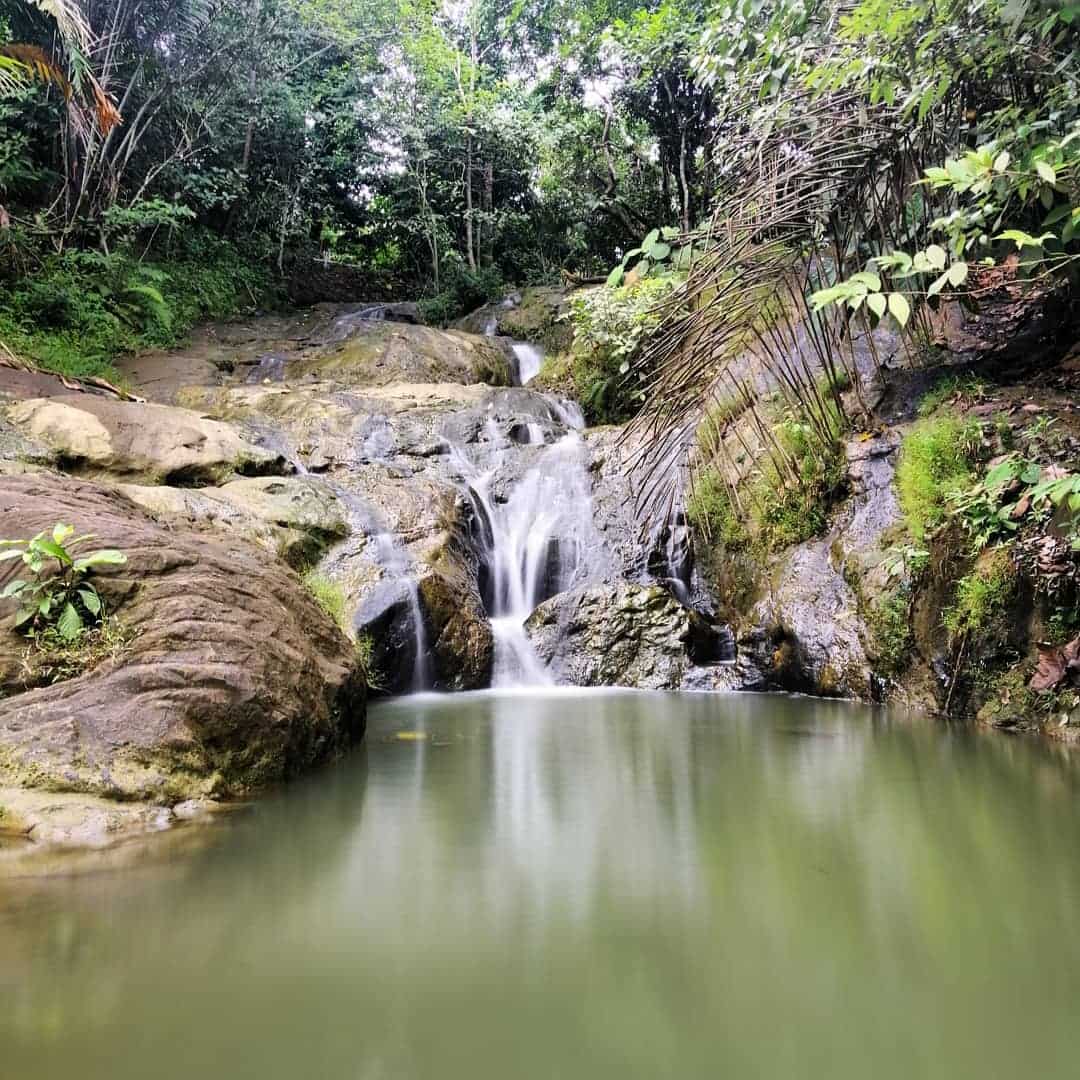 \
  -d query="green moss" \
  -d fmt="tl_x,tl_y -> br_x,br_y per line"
302,571 -> 351,635
943,547 -> 1017,640
896,416 -> 981,539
